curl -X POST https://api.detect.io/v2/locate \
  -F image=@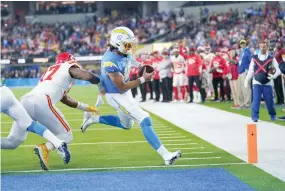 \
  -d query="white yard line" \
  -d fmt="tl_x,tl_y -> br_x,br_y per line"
140,101 -> 285,182
183,152 -> 213,154
155,130 -> 177,133
1,127 -> 141,133
157,133 -> 181,136
160,136 -> 186,139
169,147 -> 204,150
19,141 -> 148,147
164,143 -> 198,146
162,139 -> 192,142
18,141 -> 198,148
180,157 -> 222,160
2,162 -> 247,174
